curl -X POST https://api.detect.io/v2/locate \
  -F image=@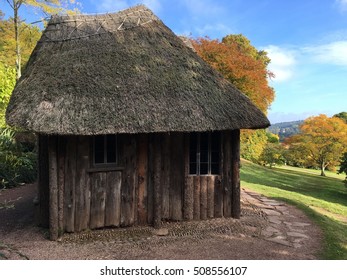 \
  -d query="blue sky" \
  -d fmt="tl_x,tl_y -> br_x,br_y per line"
2,0 -> 347,123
